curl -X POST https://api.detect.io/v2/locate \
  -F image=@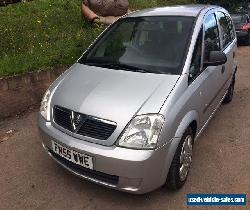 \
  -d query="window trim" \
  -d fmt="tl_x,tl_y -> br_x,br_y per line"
188,26 -> 203,84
